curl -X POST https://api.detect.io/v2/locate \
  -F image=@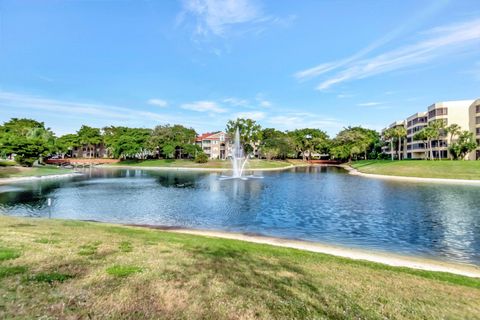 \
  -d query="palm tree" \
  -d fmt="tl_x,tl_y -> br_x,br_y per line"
423,126 -> 438,160
429,120 -> 445,159
394,127 -> 407,160
383,128 -> 395,161
413,130 -> 429,159
445,124 -> 461,160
